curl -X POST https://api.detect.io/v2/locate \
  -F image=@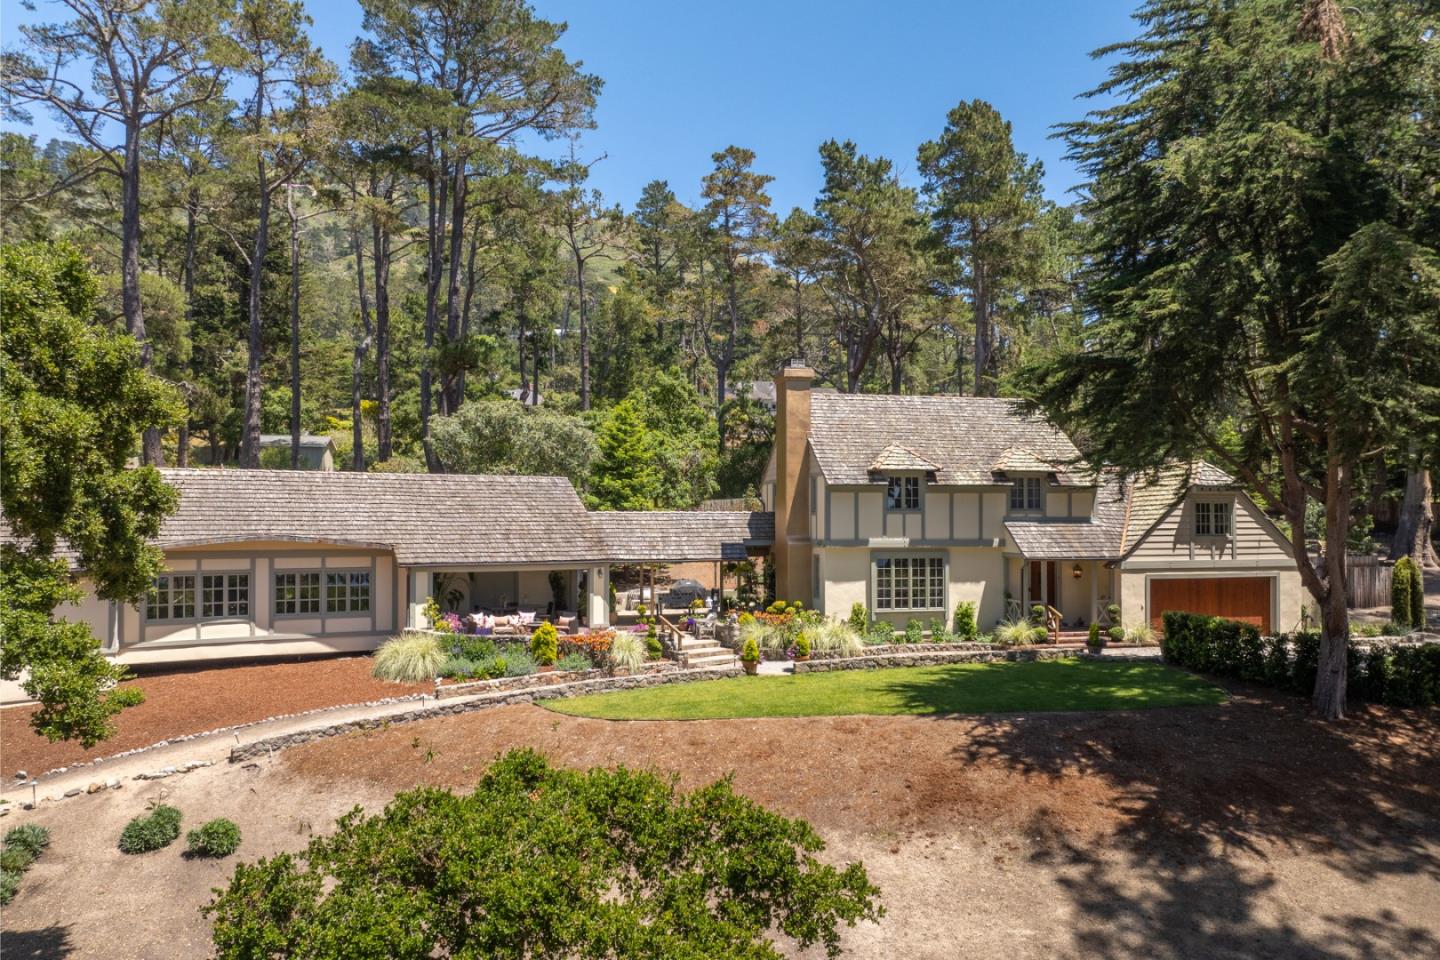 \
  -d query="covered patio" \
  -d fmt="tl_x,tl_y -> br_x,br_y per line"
1003,519 -> 1120,630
